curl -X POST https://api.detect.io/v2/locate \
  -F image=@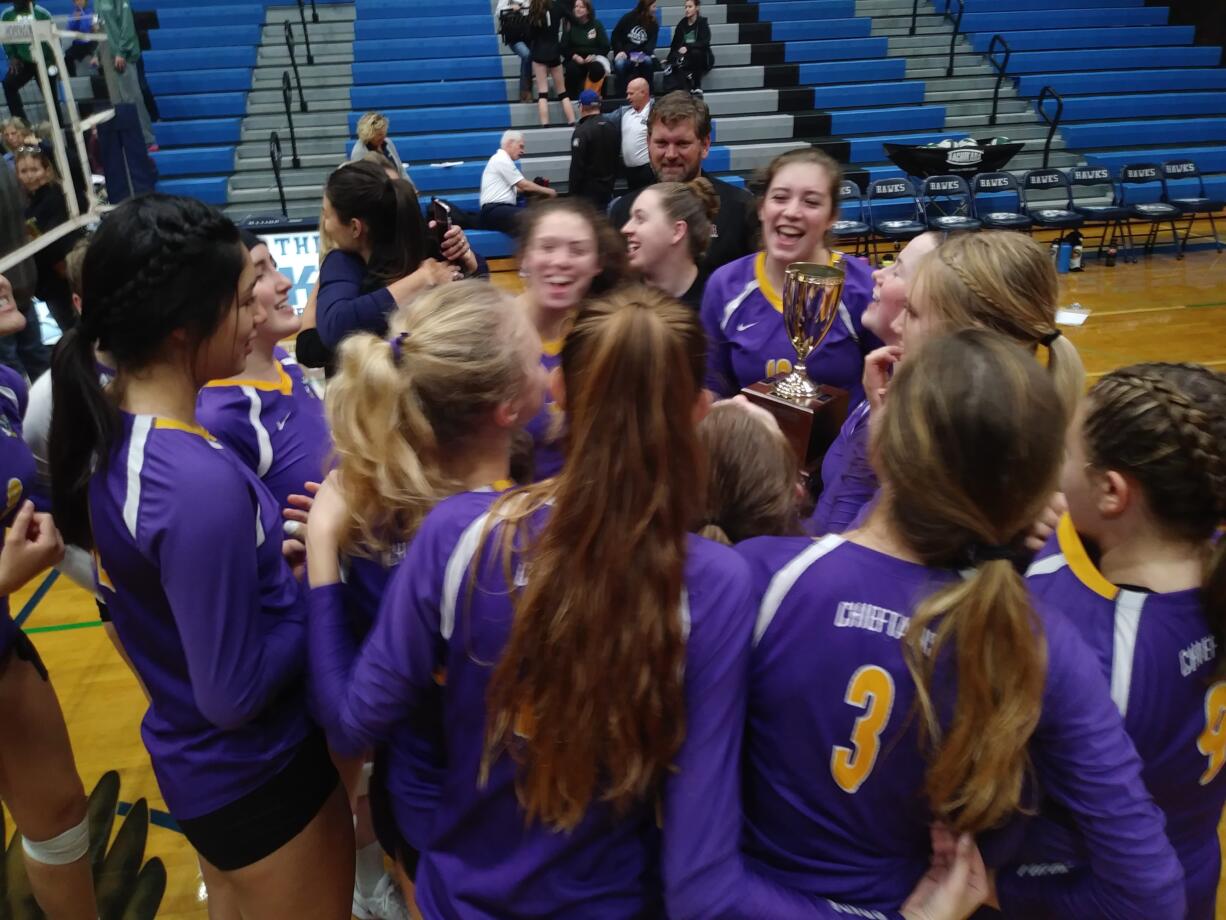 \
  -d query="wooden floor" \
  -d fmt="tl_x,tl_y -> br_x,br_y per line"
5,247 -> 1225,918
